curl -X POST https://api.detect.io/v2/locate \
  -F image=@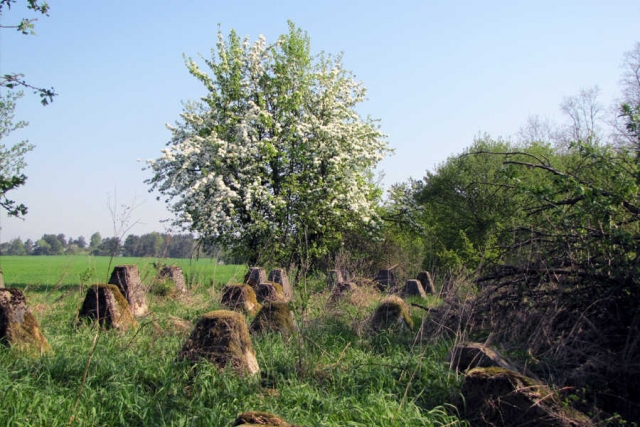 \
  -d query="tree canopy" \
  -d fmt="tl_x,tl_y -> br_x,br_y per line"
147,22 -> 389,267
0,92 -> 34,216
